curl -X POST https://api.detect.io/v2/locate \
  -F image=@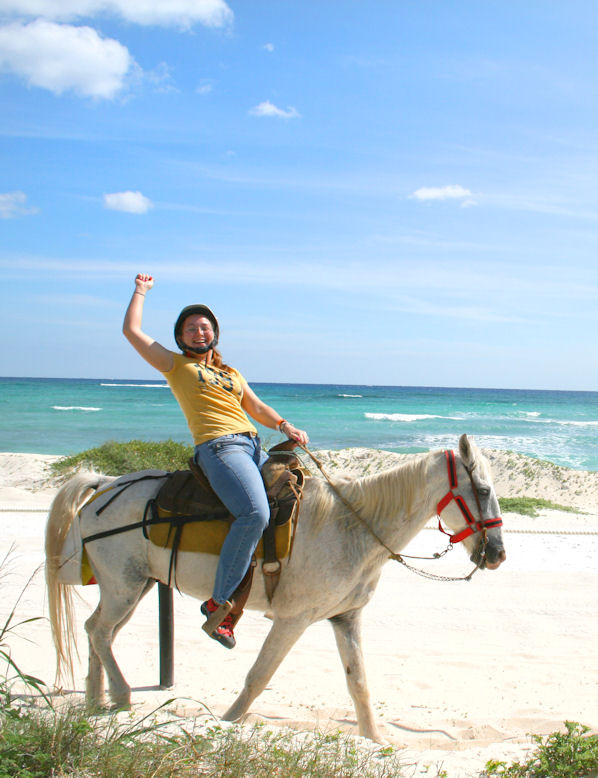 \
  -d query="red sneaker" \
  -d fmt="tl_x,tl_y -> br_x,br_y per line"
201,599 -> 236,649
